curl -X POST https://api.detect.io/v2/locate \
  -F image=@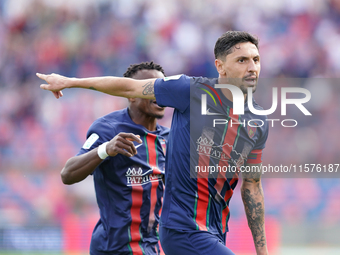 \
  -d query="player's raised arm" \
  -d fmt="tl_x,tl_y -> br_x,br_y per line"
241,163 -> 269,255
36,73 -> 157,100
